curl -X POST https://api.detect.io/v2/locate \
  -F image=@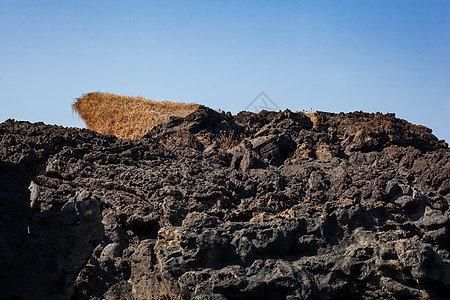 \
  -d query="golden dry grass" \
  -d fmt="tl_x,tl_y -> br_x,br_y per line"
72,92 -> 200,139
